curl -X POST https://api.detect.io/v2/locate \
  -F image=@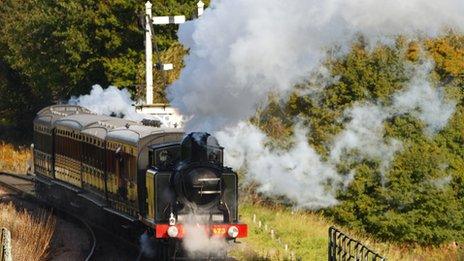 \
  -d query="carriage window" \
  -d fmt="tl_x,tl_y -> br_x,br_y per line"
153,145 -> 181,170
